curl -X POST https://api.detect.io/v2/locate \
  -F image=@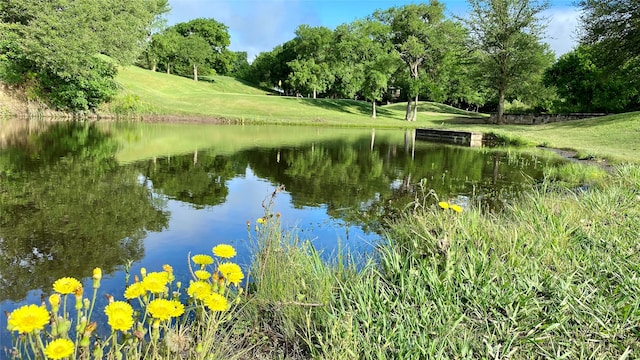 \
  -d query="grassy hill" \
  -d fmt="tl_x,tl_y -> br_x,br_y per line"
107,66 -> 484,127
103,66 -> 640,163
